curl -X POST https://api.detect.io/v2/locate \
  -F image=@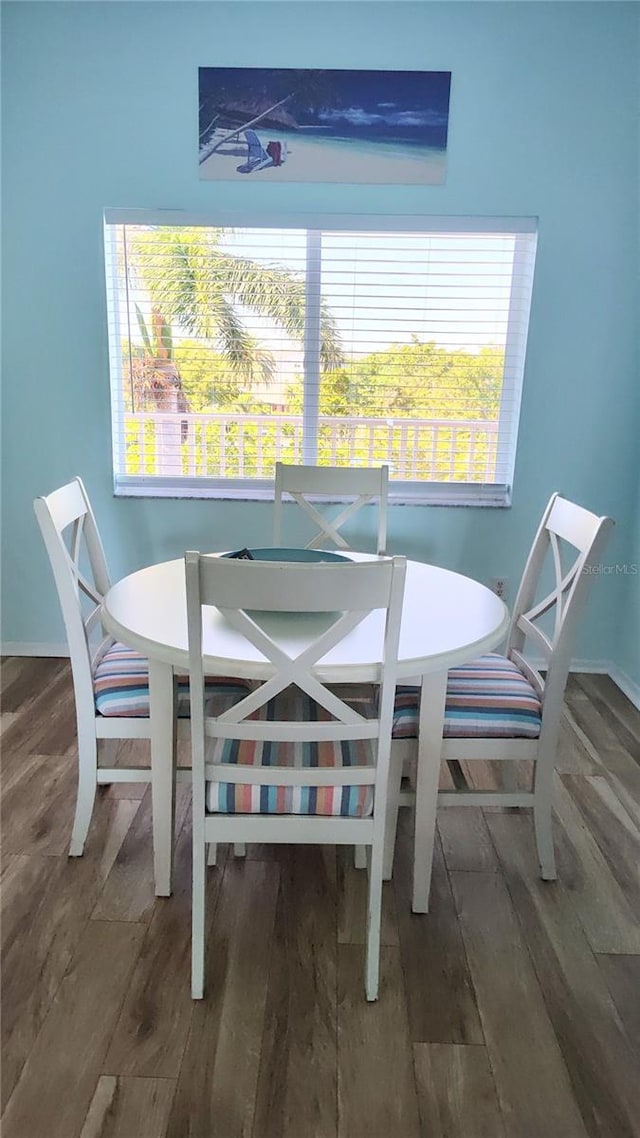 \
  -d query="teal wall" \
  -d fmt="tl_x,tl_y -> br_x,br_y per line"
617,468 -> 640,686
2,1 -> 639,680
